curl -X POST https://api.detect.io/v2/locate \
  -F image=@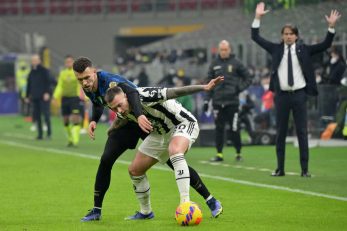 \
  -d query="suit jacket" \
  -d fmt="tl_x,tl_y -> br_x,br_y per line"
251,27 -> 335,96
26,65 -> 51,100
